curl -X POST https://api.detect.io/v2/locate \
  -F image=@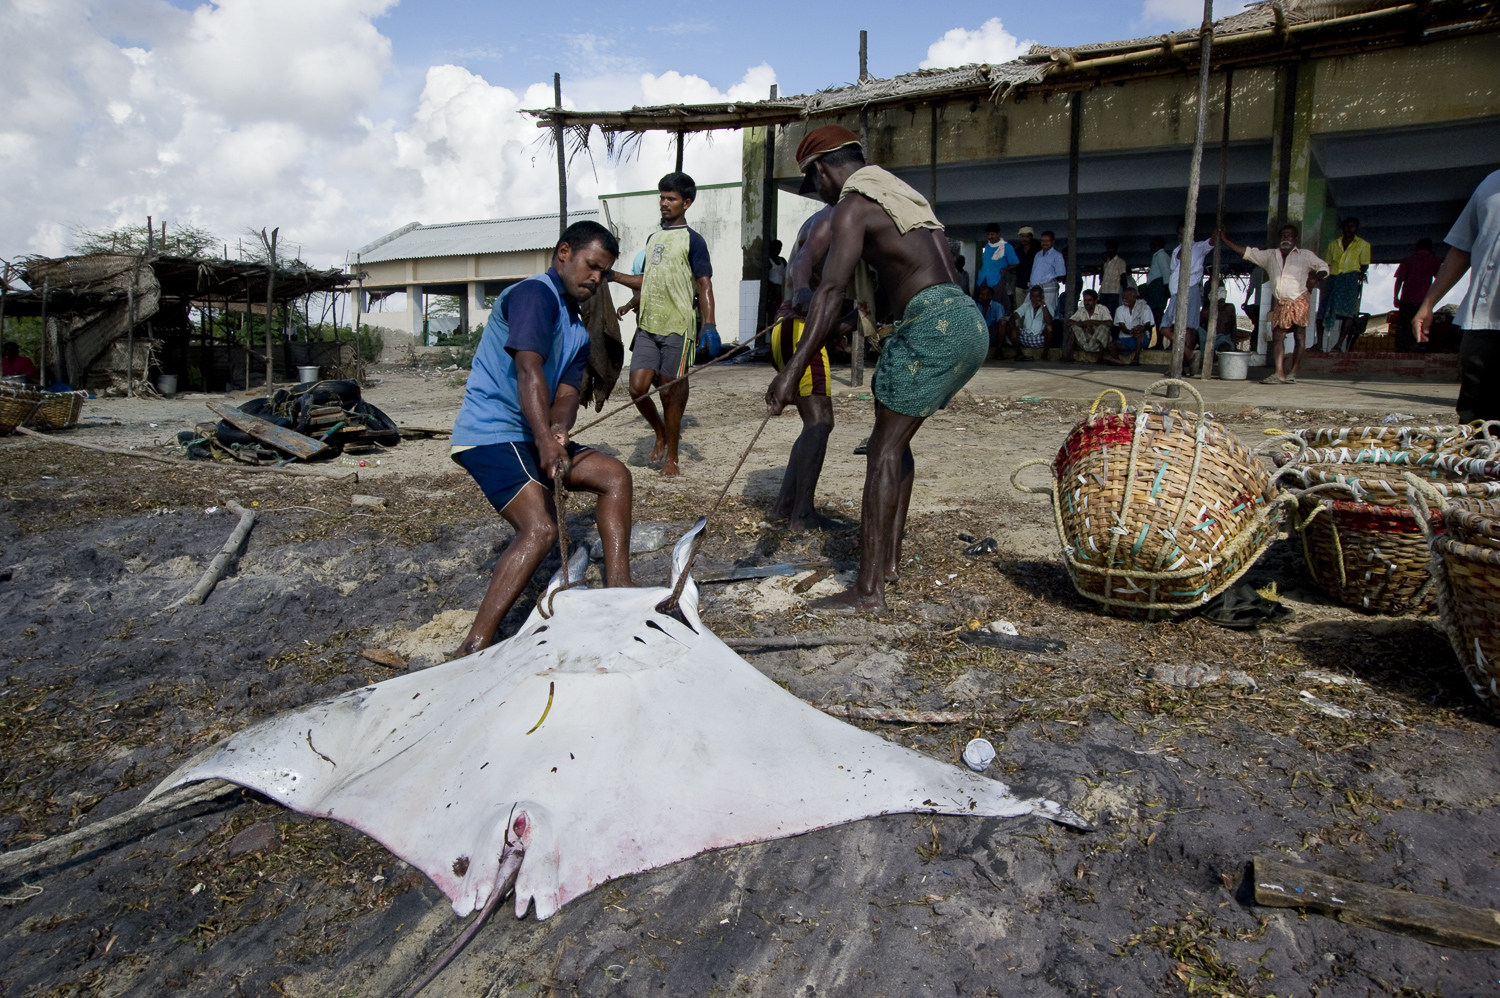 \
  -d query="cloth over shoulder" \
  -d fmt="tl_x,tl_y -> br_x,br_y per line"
840,166 -> 943,235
